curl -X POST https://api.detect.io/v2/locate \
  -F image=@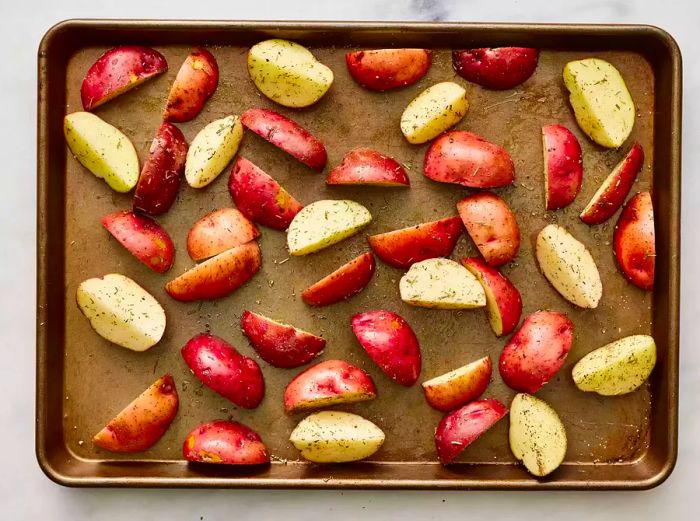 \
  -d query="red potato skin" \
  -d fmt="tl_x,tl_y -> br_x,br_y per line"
302,252 -> 375,307
183,420 -> 269,465
81,46 -> 168,111
461,257 -> 522,337
101,210 -> 175,273
240,310 -> 326,368
422,356 -> 492,412
187,208 -> 260,261
283,359 -> 377,413
613,191 -> 655,291
327,148 -> 409,187
452,48 -> 538,90
499,311 -> 574,394
345,49 -> 432,91
368,216 -> 463,269
165,242 -> 261,302
93,374 -> 178,453
228,157 -> 304,230
435,399 -> 507,464
581,144 -> 645,225
163,48 -> 219,123
133,122 -> 188,216
241,108 -> 327,171
351,310 -> 421,386
424,131 -> 515,189
457,192 -> 520,267
181,333 -> 264,409
543,124 -> 583,211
